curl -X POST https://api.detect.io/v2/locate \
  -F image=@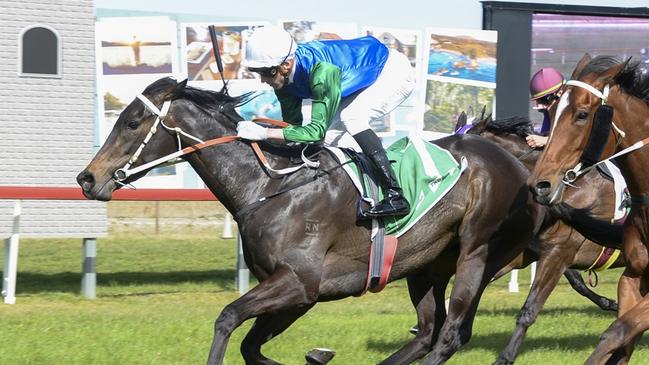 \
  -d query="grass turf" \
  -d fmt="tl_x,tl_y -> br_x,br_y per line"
1,212 -> 648,364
